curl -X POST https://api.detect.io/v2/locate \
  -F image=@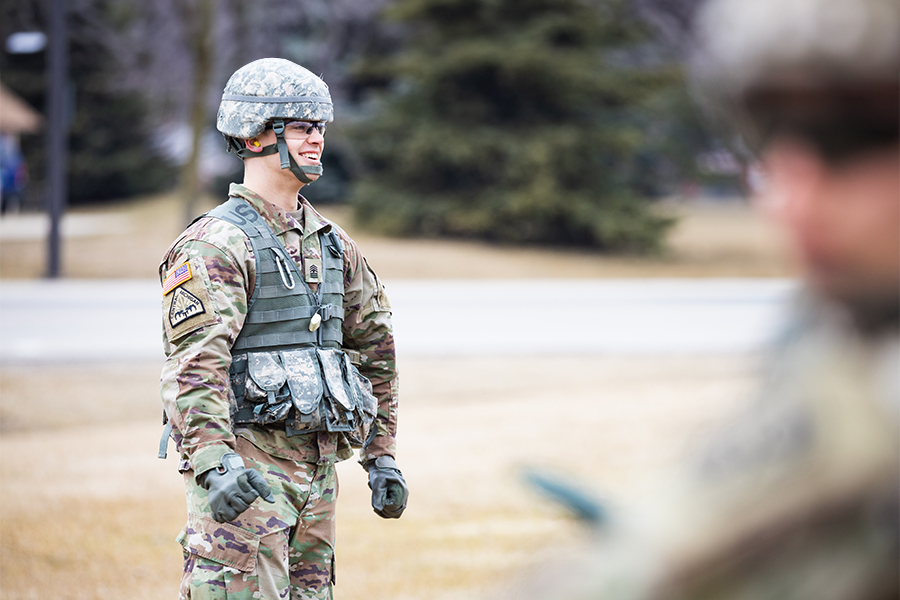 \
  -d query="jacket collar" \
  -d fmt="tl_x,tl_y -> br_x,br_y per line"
227,183 -> 331,238
297,197 -> 333,240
